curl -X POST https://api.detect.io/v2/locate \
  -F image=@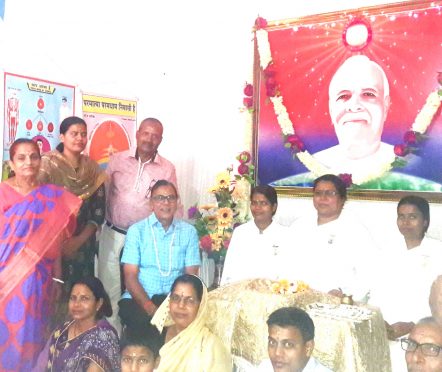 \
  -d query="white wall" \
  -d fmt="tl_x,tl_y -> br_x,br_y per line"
1,0 -> 441,244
